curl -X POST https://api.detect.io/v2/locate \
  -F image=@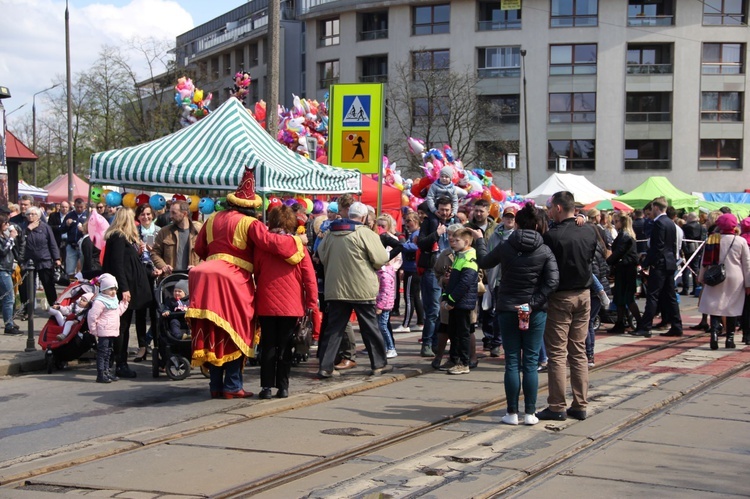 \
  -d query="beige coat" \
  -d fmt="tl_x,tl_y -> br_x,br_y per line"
151,221 -> 203,271
698,234 -> 750,317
